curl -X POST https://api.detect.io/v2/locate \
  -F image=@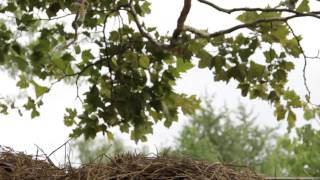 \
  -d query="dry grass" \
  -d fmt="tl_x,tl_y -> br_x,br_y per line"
0,146 -> 264,180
